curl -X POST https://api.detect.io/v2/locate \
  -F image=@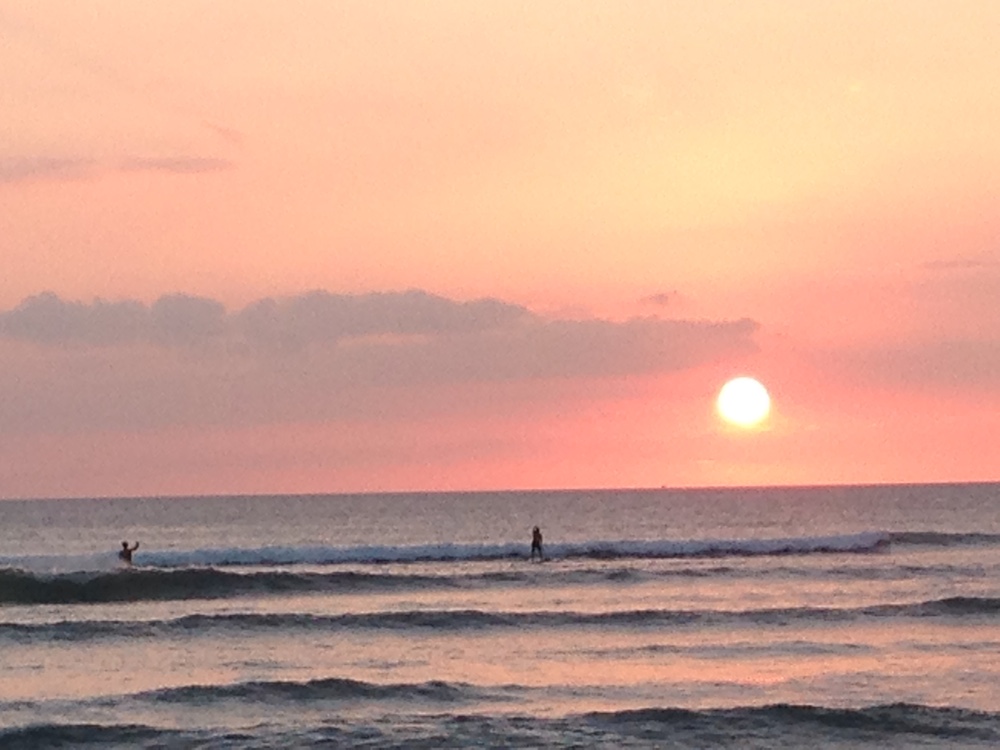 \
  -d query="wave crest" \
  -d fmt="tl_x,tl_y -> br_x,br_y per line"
5,597 -> 1000,643
142,676 -> 483,705
0,530 -> 892,574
